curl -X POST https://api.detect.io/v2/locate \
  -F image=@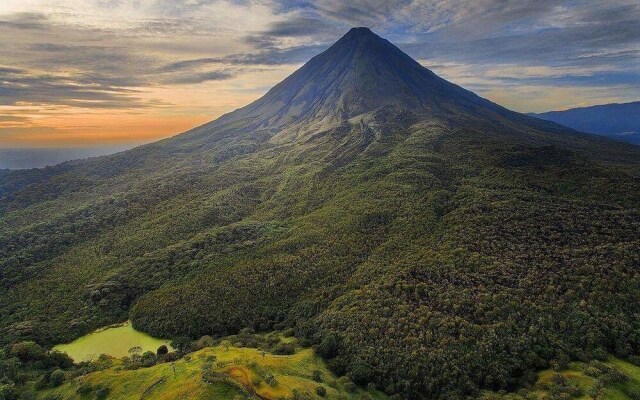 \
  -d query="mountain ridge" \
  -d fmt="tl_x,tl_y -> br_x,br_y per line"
529,101 -> 640,145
